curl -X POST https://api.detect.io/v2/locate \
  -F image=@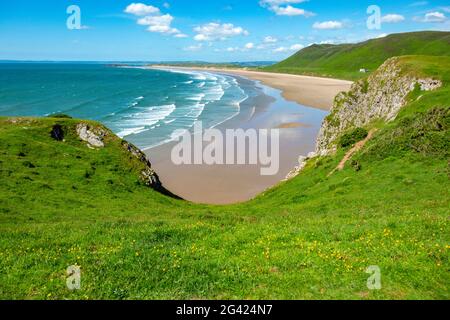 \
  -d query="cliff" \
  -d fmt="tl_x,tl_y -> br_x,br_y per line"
315,57 -> 442,156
